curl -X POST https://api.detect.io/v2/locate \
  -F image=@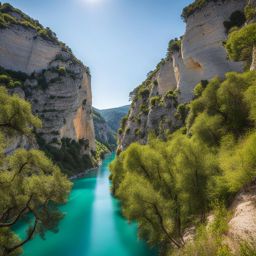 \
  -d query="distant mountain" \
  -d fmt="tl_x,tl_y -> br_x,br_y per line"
97,105 -> 130,132
93,109 -> 116,150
